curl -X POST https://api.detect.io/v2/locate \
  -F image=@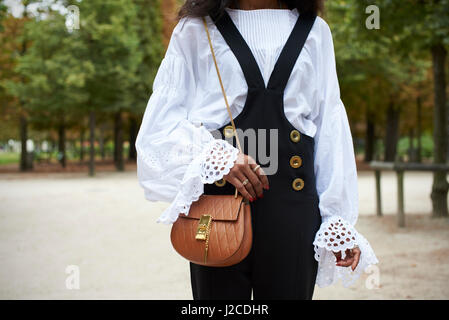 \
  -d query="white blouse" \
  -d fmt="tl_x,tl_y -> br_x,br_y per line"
135,7 -> 378,288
